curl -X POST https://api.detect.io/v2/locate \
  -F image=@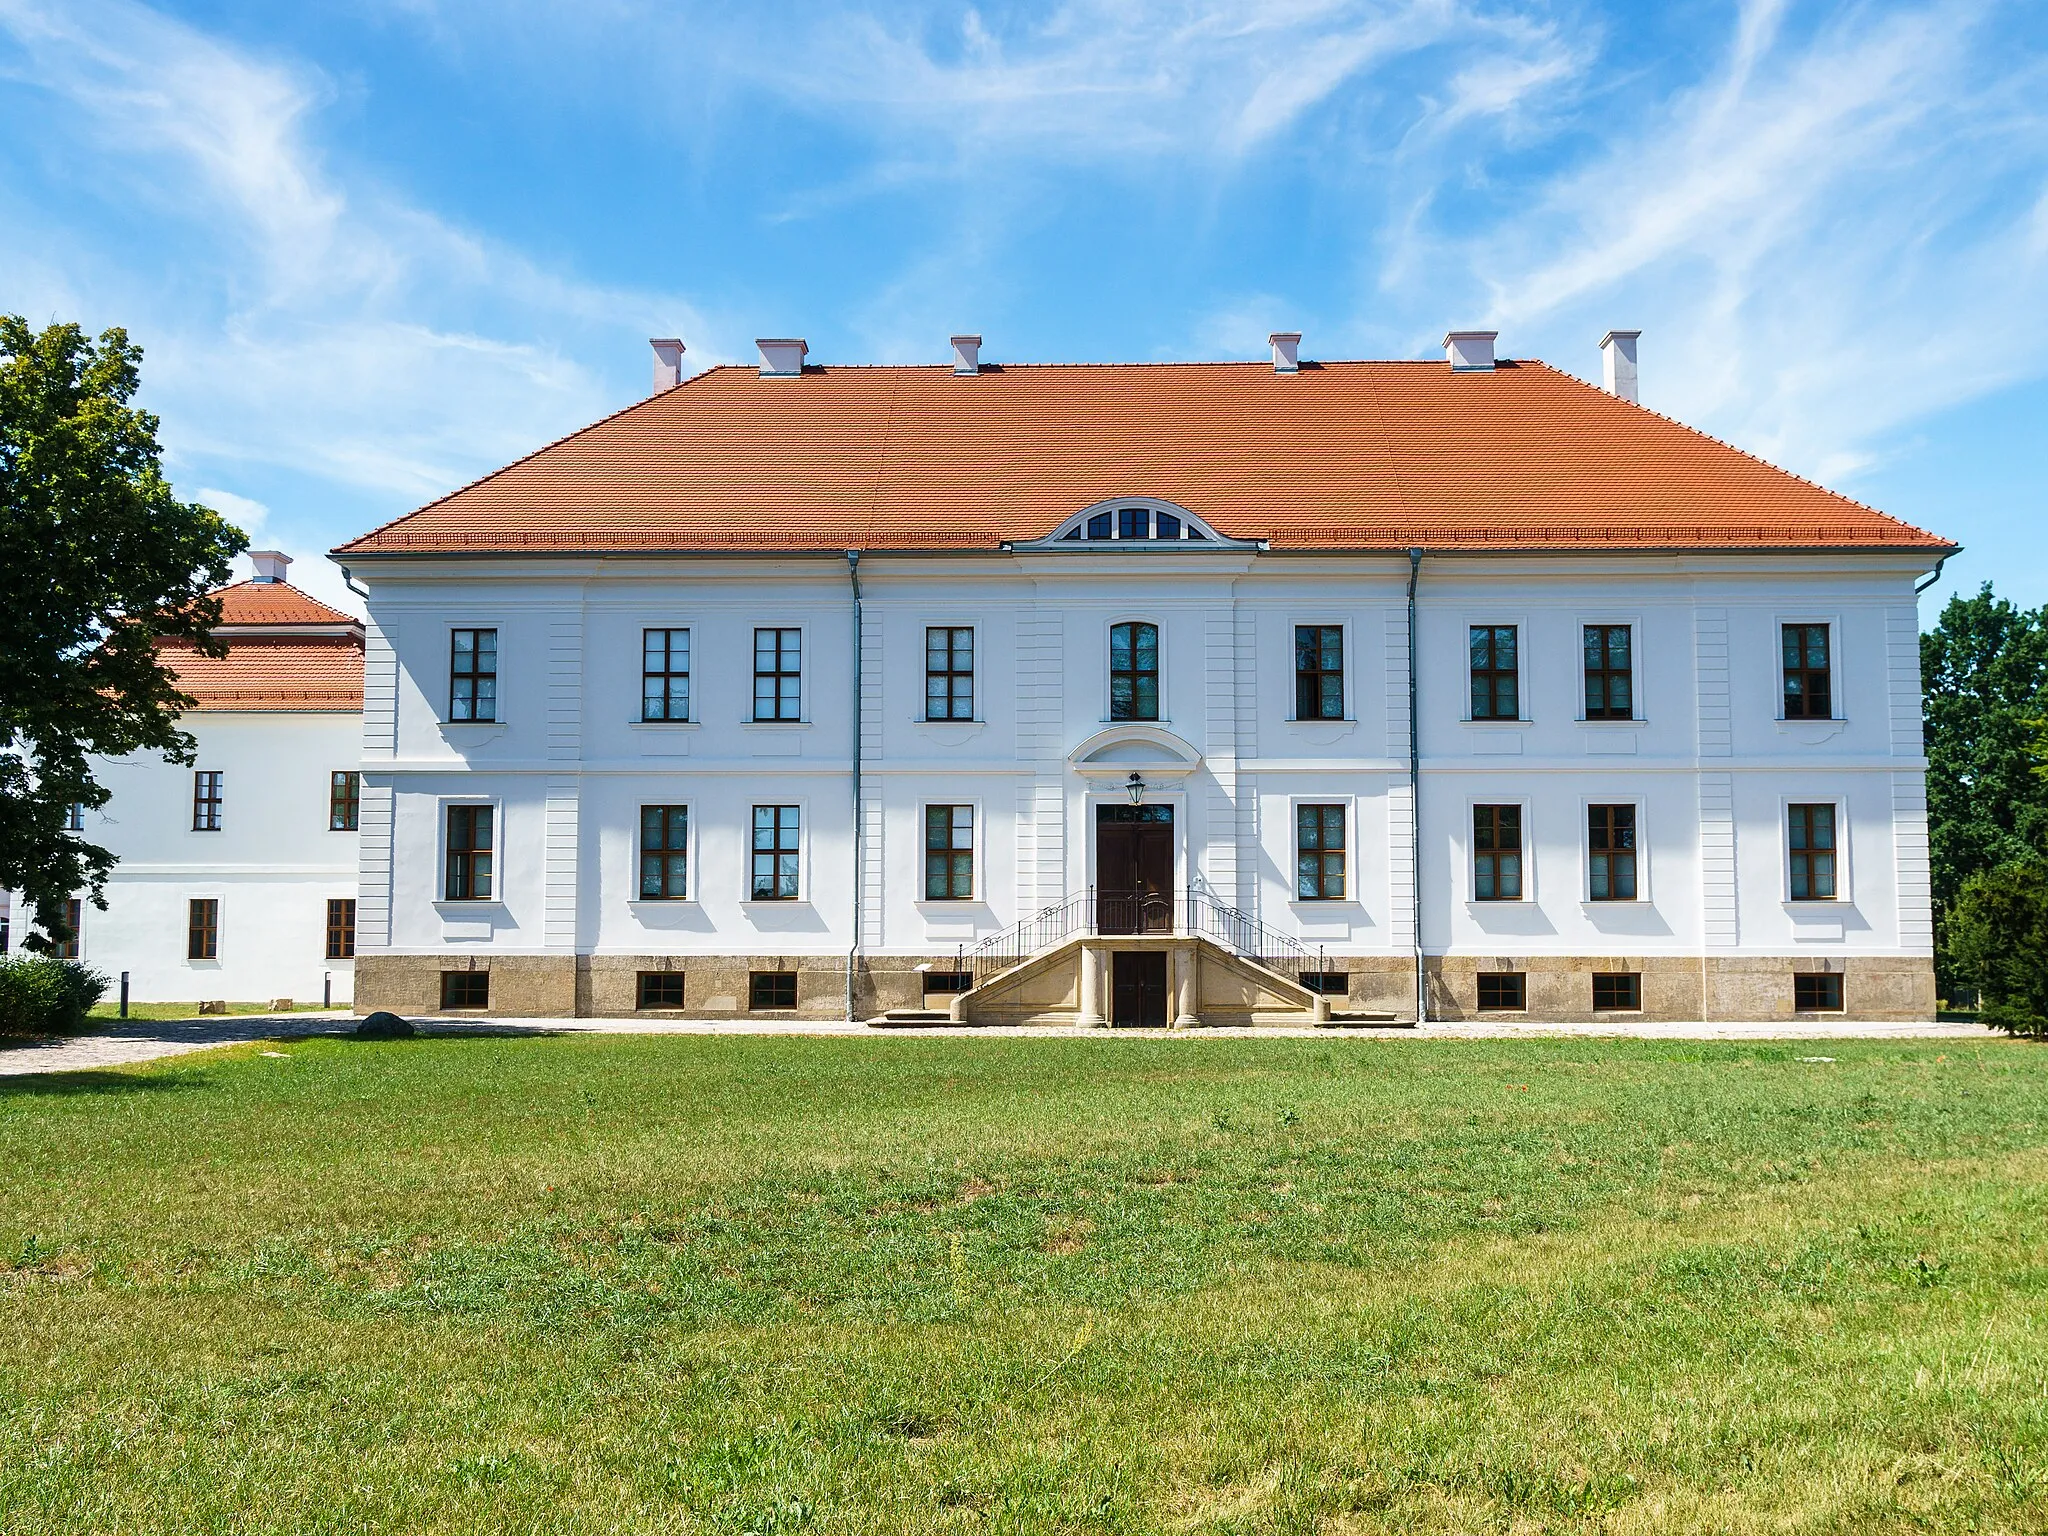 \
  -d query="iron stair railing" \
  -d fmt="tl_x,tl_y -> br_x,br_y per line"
958,887 -> 1322,986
